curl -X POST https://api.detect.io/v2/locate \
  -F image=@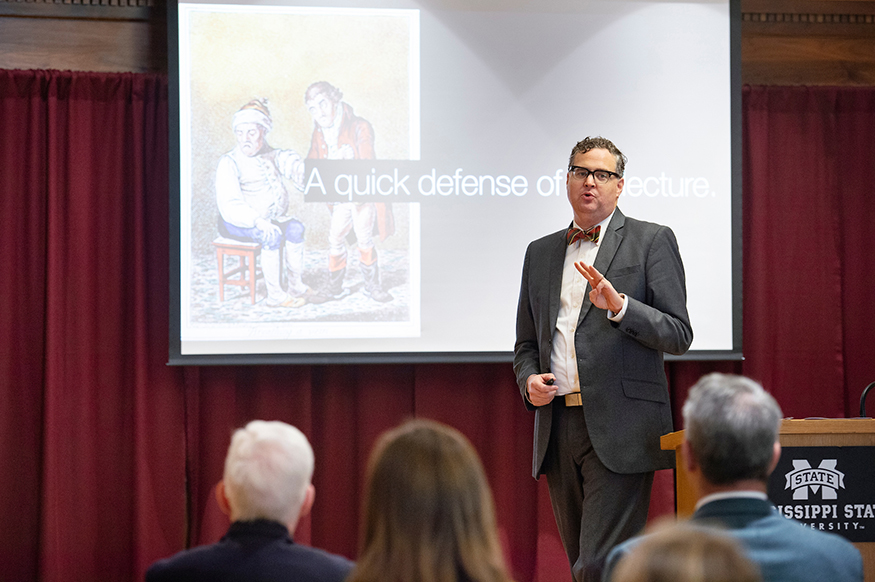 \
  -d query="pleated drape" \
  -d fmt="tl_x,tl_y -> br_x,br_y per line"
1,71 -> 873,581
